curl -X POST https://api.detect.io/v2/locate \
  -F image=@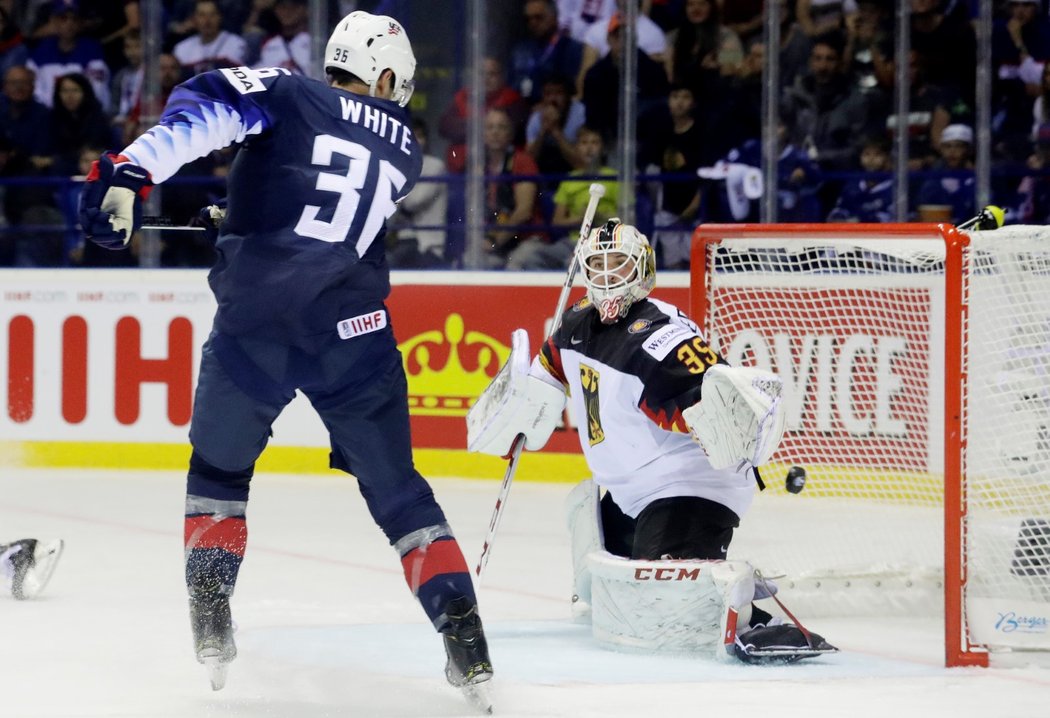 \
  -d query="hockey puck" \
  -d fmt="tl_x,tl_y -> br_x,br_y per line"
786,466 -> 806,494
